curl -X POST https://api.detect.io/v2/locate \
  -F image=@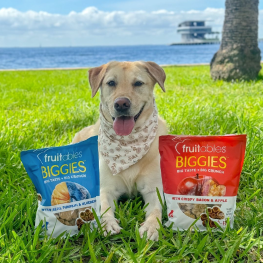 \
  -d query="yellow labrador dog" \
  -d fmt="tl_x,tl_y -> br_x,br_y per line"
72,61 -> 167,240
